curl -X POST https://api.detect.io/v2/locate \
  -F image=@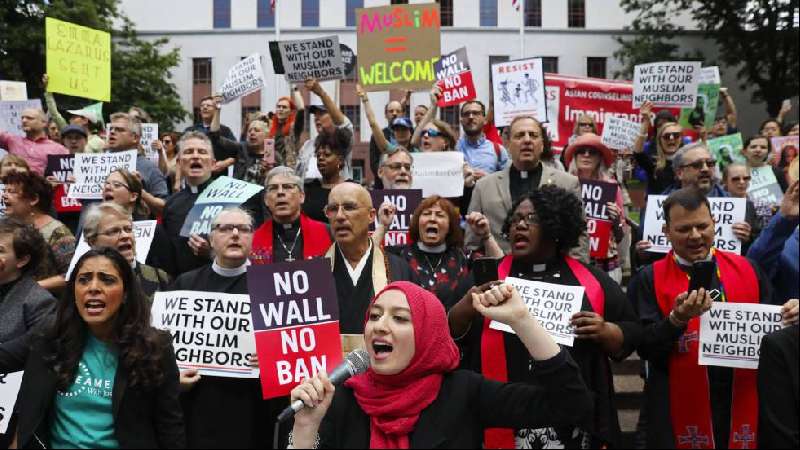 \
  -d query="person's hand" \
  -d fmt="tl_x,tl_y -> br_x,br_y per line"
290,371 -> 335,429
188,234 -> 211,258
732,222 -> 752,242
212,161 -> 229,174
571,311 -> 620,345
212,94 -> 224,110
305,77 -> 322,95
606,202 -> 621,223
247,355 -> 260,369
42,74 -> 49,90
179,368 -> 201,392
472,169 -> 488,181
430,83 -> 442,105
673,288 -> 714,322
466,212 -> 491,240
45,175 -> 60,187
635,240 -> 653,257
355,83 -> 368,102
719,87 -> 729,98
640,101 -> 654,122
781,299 -> 799,326
151,139 -> 165,154
780,181 -> 799,220
377,201 -> 397,229
472,284 -> 529,327
779,99 -> 792,117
